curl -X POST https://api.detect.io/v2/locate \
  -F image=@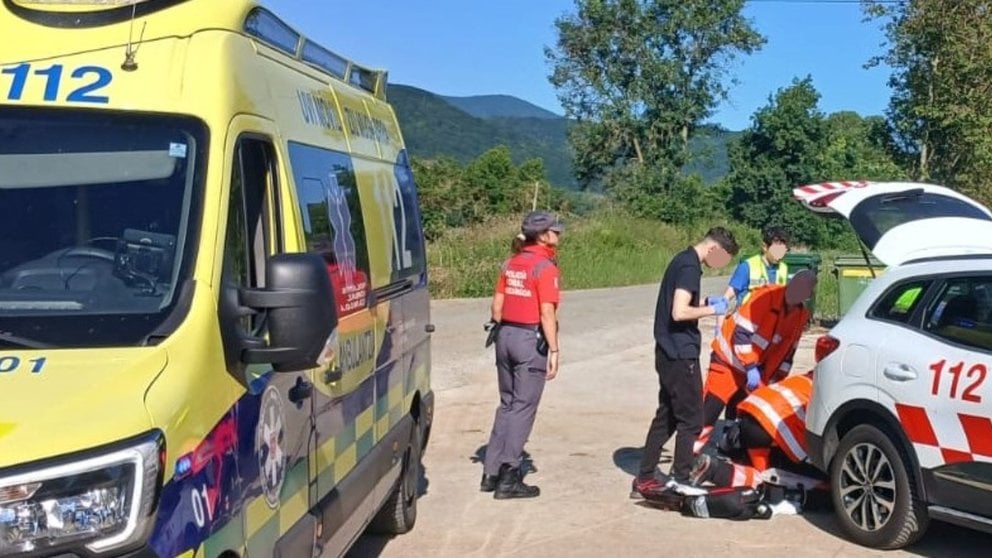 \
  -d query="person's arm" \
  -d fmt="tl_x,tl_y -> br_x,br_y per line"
540,303 -> 560,381
725,261 -> 749,306
540,302 -> 558,352
772,346 -> 796,383
491,270 -> 507,322
772,312 -> 808,381
671,288 -> 720,322
535,264 -> 561,380
491,292 -> 505,322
